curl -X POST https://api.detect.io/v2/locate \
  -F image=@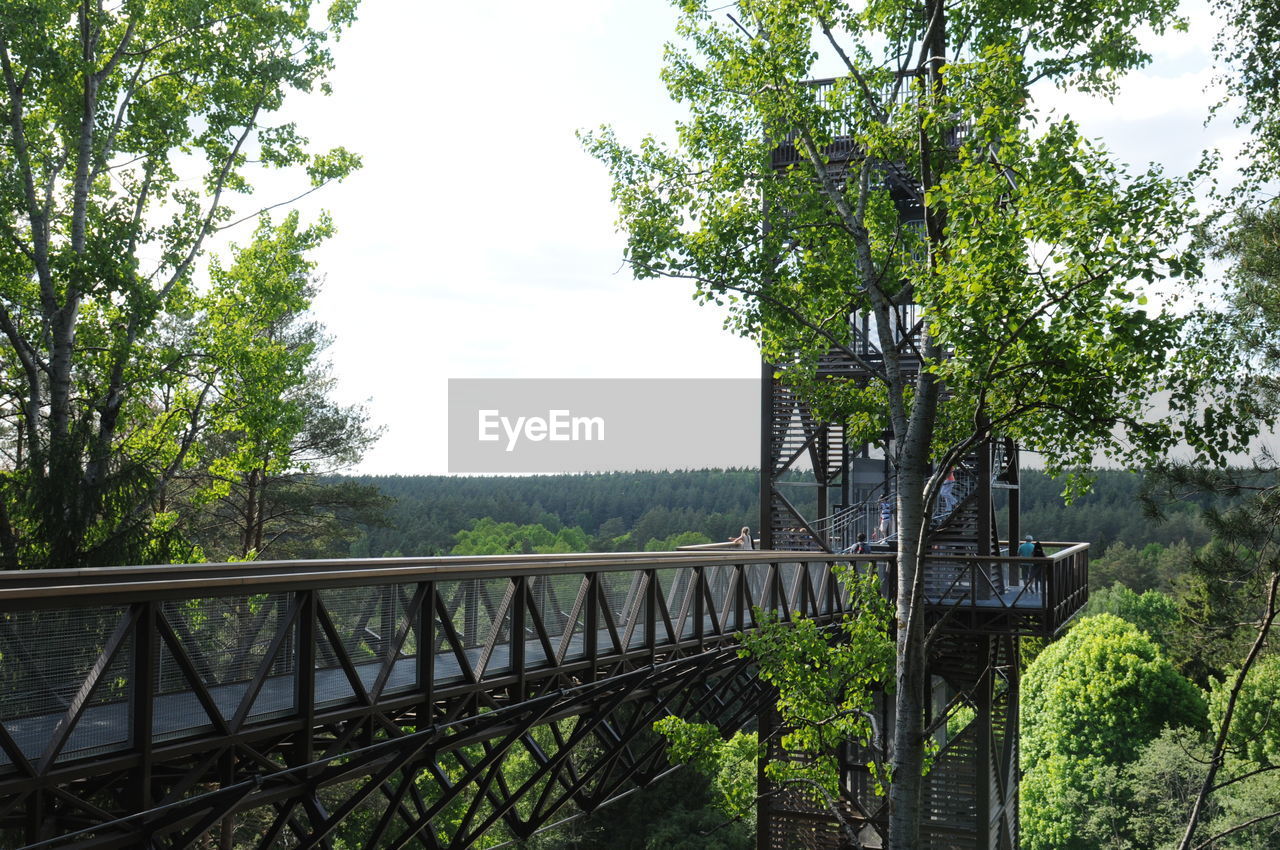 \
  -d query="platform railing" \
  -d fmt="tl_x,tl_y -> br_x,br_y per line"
917,542 -> 1090,634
